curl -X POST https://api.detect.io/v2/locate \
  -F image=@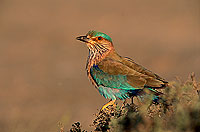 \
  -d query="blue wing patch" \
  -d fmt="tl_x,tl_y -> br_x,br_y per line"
90,65 -> 141,100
